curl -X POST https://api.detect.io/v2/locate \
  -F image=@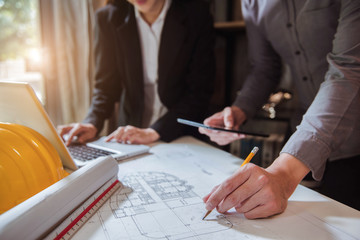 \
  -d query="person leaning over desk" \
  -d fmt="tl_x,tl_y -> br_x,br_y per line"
200,0 -> 360,219
58,0 -> 215,145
